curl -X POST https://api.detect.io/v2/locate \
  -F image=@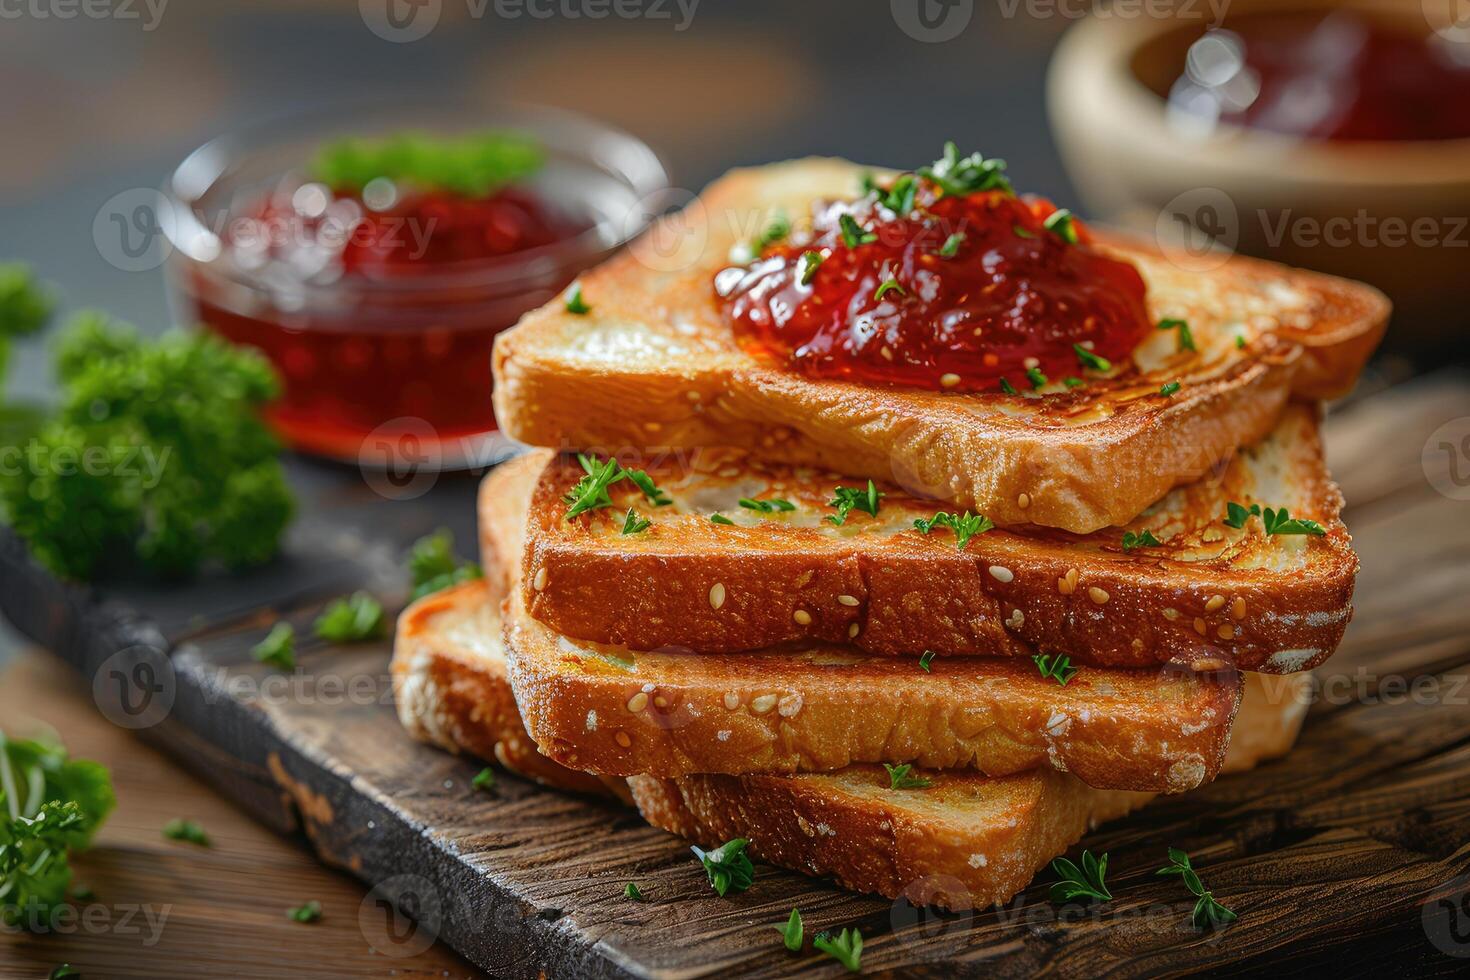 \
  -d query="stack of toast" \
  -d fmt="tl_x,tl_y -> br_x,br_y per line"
392,155 -> 1387,911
